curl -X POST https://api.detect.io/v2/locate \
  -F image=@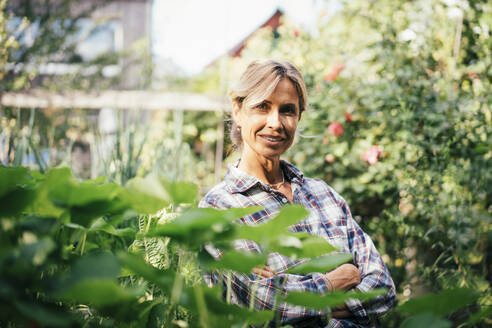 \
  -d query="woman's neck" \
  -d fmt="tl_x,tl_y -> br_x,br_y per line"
238,147 -> 283,185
